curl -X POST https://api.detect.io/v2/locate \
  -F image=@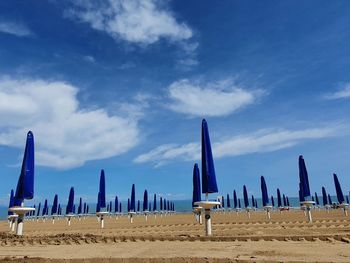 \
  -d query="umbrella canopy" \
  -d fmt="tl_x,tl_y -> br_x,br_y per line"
286,197 -> 290,207
119,203 -> 121,213
227,194 -> 231,208
149,202 -> 152,211
271,196 -> 275,207
153,194 -> 157,211
110,201 -> 112,212
8,189 -> 14,215
42,199 -> 48,216
143,190 -> 148,211
315,192 -> 319,205
36,202 -> 41,217
238,199 -> 241,209
333,173 -> 345,204
243,185 -> 249,208
163,198 -> 166,210
298,155 -> 311,200
201,119 -> 218,194
283,194 -> 287,207
322,187 -> 328,206
251,195 -> 255,208
160,197 -> 163,211
233,190 -> 237,208
14,131 -> 35,204
99,170 -> 106,208
221,196 -> 225,208
261,176 -> 269,207
137,200 -> 140,212
192,163 -> 201,207
51,194 -> 58,215
328,194 -> 332,205
83,202 -> 86,214
114,196 -> 119,213
277,188 -> 282,207
78,197 -> 82,214
130,184 -> 136,212
66,187 -> 74,214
